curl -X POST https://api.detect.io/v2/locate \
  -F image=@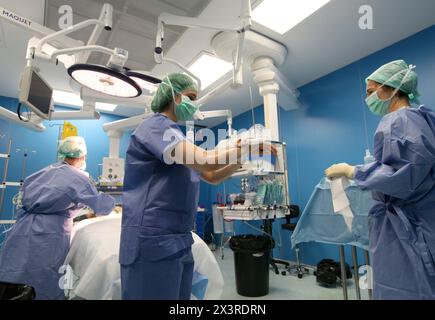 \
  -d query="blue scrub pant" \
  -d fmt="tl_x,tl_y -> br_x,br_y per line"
121,247 -> 194,300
